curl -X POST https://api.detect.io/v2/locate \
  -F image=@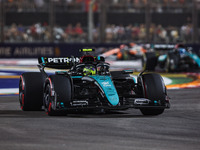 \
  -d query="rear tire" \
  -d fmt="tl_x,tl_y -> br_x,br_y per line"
43,75 -> 72,116
19,72 -> 44,111
139,73 -> 166,115
143,52 -> 157,71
